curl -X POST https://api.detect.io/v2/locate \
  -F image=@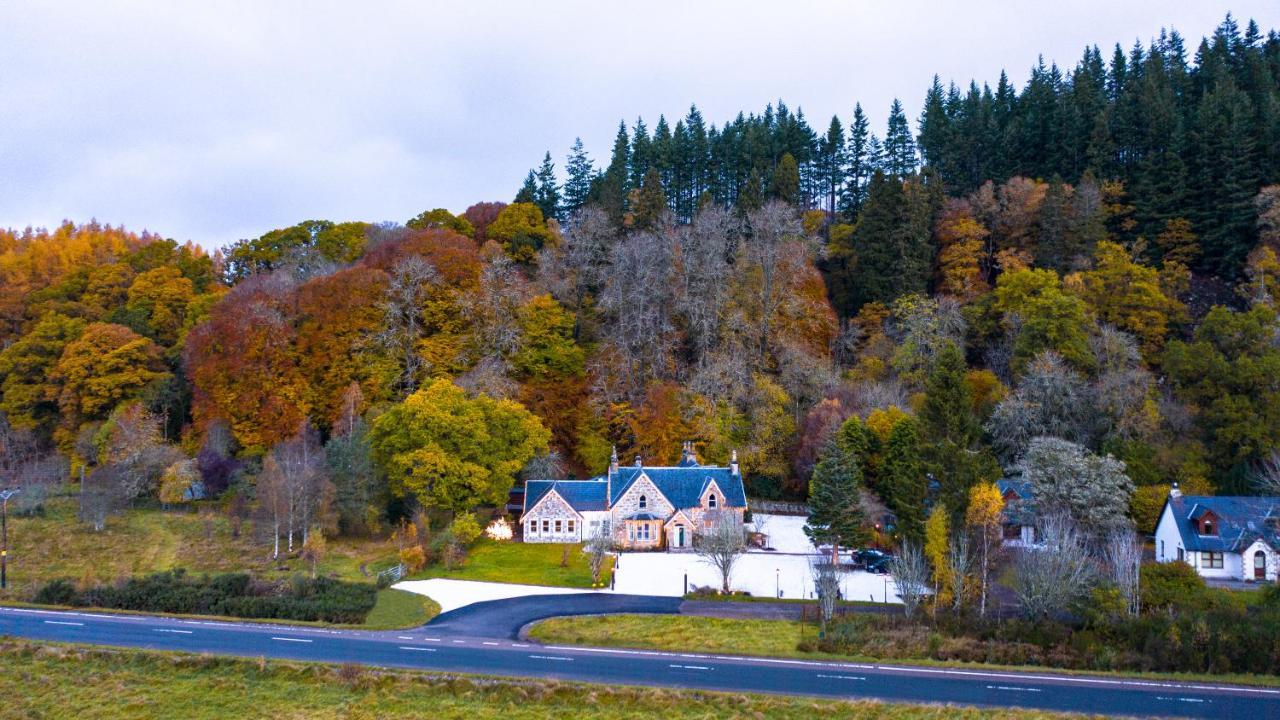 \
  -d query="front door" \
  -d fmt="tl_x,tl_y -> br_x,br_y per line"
677,526 -> 685,547
1255,550 -> 1267,580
